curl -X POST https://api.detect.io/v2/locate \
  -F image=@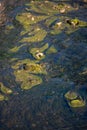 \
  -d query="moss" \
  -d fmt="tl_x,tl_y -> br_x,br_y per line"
29,43 -> 49,60
0,82 -> 13,95
64,91 -> 78,100
69,99 -> 86,108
